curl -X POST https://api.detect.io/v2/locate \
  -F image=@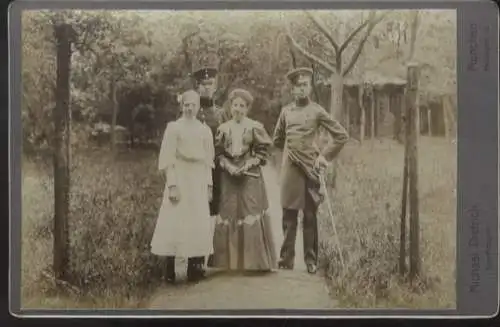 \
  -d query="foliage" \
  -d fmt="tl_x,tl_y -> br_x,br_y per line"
21,9 -> 457,153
